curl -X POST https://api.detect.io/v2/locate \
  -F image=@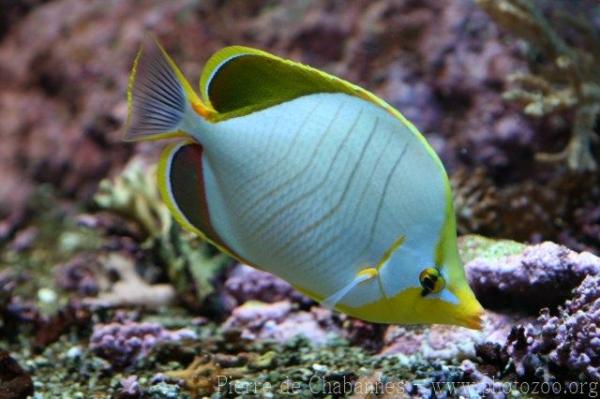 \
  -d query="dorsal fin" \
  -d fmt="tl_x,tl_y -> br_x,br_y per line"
199,46 -> 394,120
